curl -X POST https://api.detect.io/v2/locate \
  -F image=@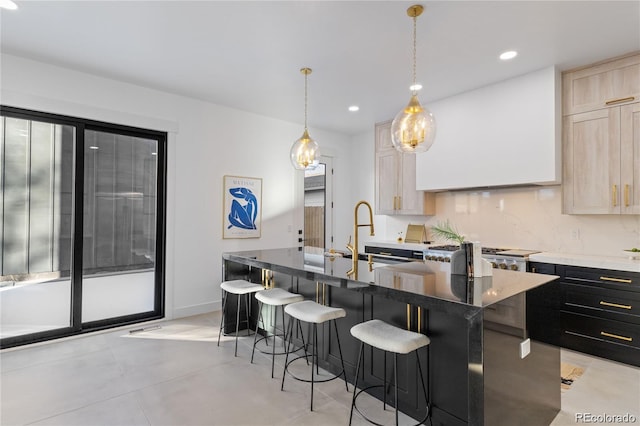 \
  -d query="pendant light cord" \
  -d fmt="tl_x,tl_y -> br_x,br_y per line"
412,14 -> 417,93
304,71 -> 308,130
